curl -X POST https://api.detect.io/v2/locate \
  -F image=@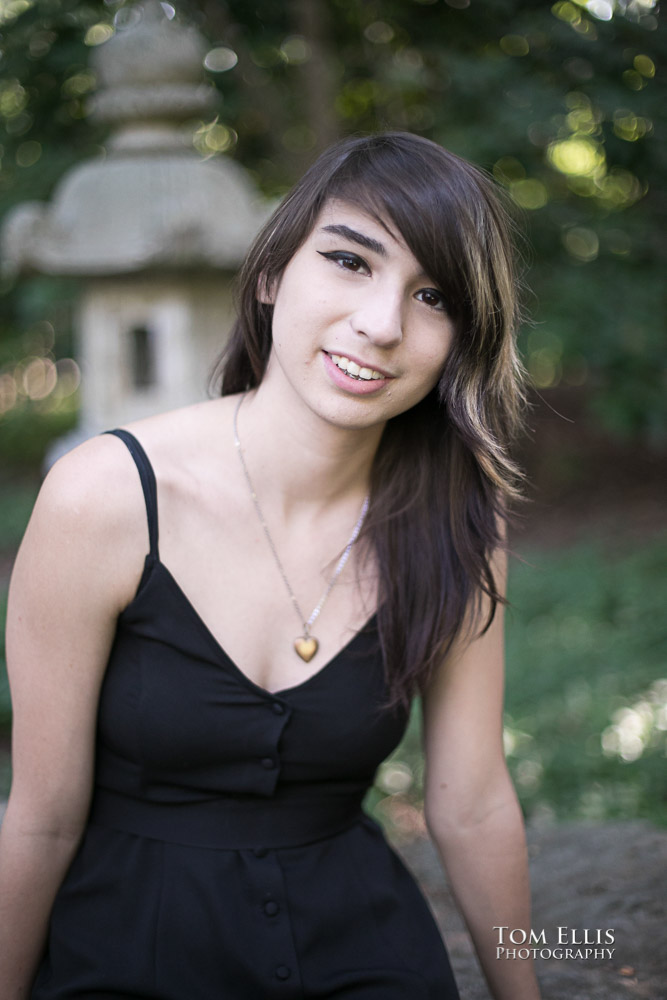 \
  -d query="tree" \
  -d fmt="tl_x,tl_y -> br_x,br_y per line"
1,0 -> 665,449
